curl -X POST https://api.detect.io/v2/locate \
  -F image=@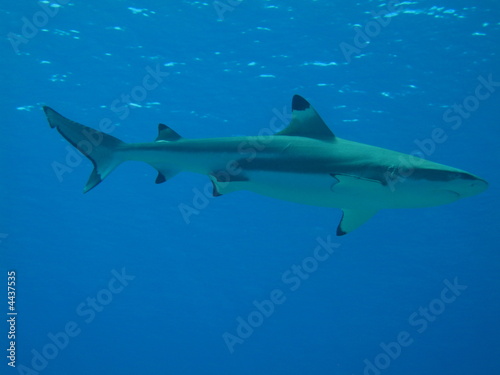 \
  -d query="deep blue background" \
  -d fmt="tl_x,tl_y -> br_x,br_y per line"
1,1 -> 499,374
